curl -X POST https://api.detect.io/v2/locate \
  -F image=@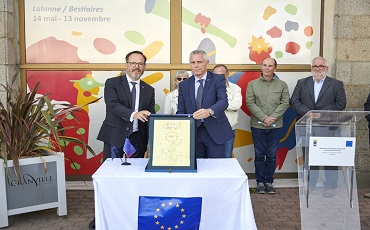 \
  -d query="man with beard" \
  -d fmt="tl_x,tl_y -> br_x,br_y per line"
97,50 -> 155,160
290,56 -> 346,197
